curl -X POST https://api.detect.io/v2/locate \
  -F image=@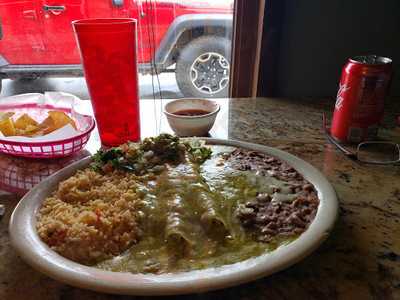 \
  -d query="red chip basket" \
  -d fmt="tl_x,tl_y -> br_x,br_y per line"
0,93 -> 95,158
0,118 -> 95,158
